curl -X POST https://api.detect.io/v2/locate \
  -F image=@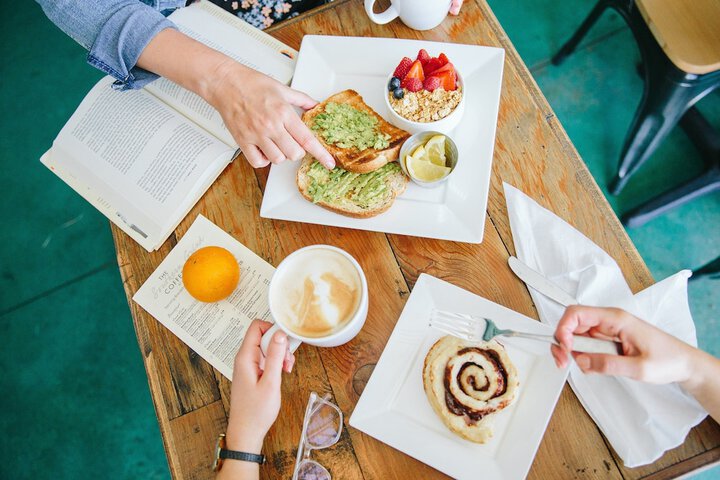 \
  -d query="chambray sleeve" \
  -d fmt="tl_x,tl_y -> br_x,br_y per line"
35,0 -> 178,90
